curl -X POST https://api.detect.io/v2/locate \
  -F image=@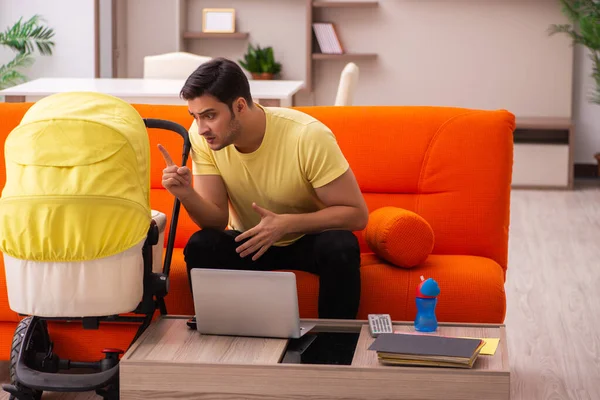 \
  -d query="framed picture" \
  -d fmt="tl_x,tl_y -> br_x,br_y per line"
202,8 -> 236,33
